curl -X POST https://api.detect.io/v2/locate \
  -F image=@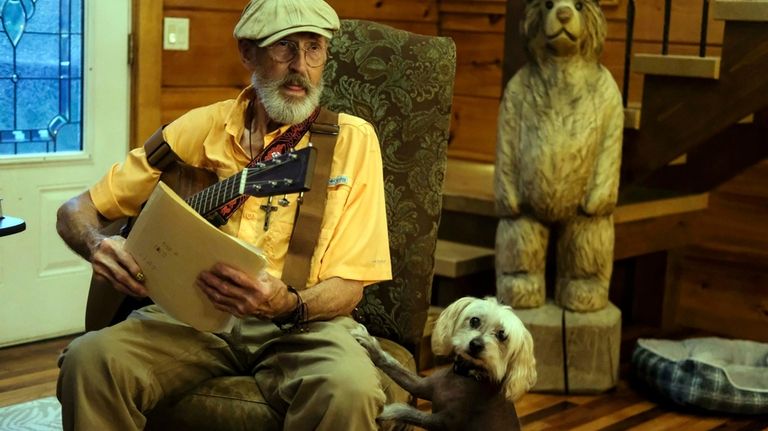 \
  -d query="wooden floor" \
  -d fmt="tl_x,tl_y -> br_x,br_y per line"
2,336 -> 767,430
